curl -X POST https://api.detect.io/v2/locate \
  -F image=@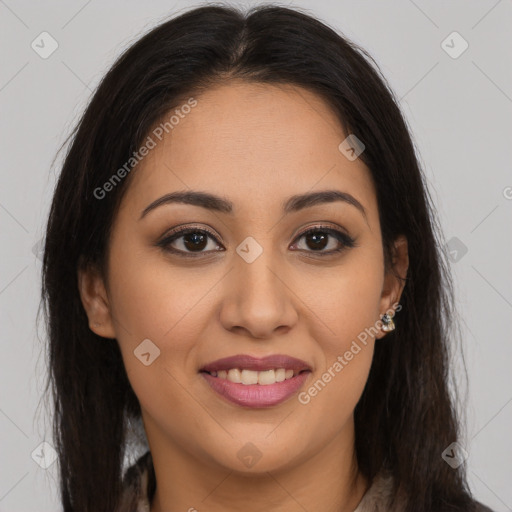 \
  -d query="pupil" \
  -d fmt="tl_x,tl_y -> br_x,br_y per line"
184,232 -> 207,251
181,232 -> 329,252
307,232 -> 327,250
